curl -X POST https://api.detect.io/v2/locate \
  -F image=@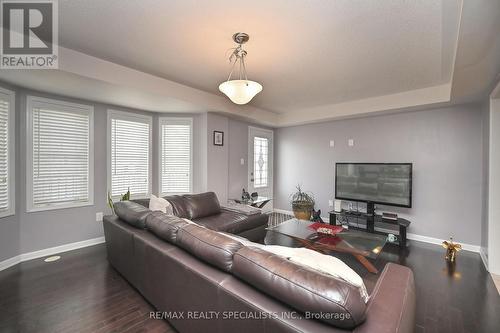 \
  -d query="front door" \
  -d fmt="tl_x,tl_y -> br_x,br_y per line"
248,126 -> 273,212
